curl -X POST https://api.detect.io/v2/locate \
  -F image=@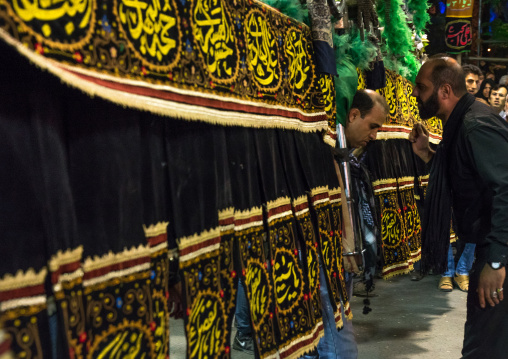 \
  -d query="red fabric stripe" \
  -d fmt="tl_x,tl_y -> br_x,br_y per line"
51,260 -> 82,284
0,284 -> 45,301
64,69 -> 328,123
147,233 -> 167,247
267,203 -> 292,218
83,256 -> 150,280
179,236 -> 221,257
